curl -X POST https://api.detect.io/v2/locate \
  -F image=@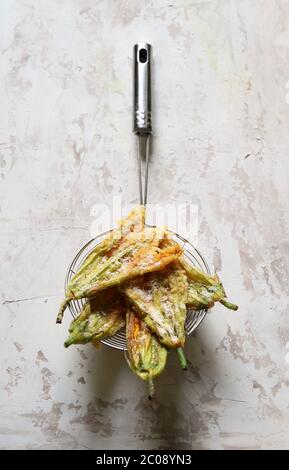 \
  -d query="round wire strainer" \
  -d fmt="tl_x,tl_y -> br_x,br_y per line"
66,226 -> 210,351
